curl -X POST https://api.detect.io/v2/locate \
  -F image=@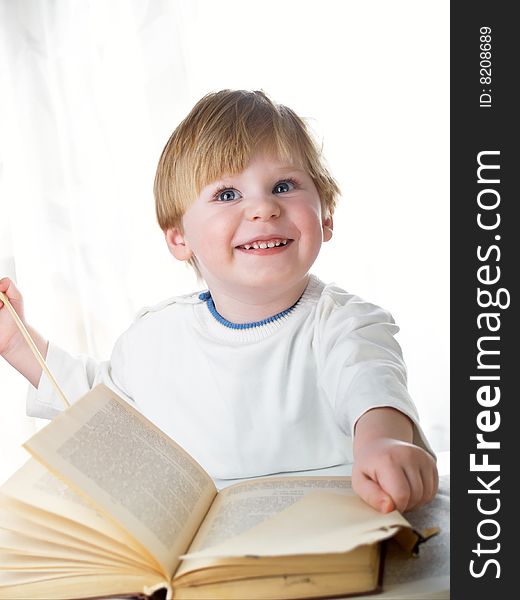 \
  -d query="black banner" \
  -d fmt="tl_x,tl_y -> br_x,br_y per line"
451,2 -> 517,597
